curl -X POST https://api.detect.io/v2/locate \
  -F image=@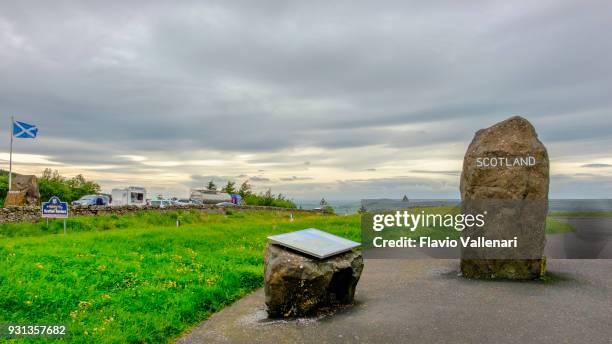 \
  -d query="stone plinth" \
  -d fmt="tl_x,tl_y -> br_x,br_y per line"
3,191 -> 28,207
4,174 -> 40,207
264,244 -> 363,318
